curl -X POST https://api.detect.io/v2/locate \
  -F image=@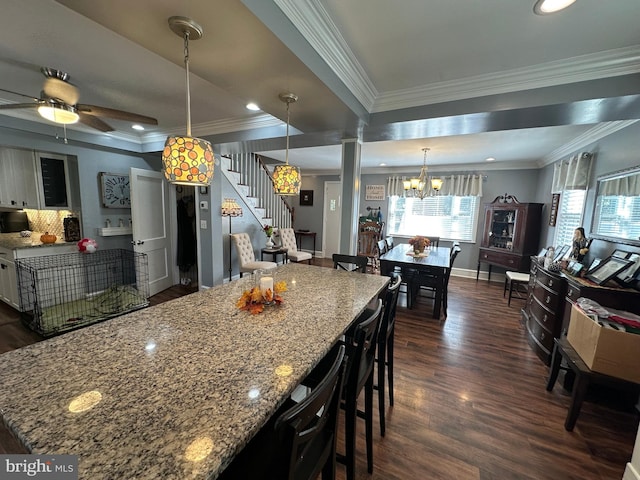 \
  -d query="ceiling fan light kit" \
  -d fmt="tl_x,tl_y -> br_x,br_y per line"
162,16 -> 214,187
272,93 -> 301,196
0,67 -> 158,133
37,103 -> 79,124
